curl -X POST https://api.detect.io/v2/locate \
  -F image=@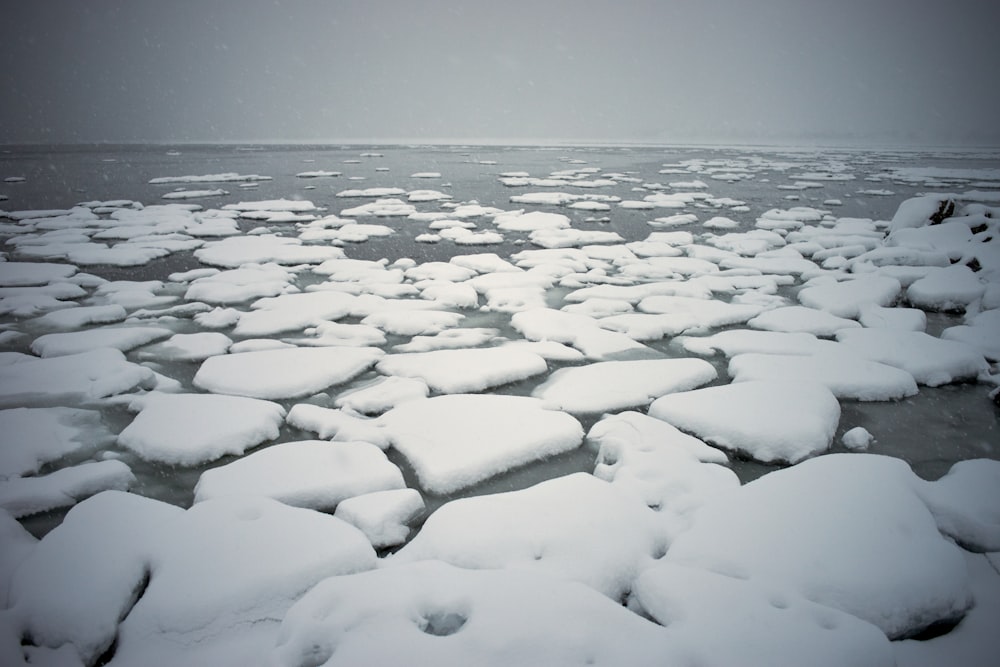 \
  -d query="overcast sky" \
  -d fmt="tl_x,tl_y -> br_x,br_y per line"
2,0 -> 998,146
